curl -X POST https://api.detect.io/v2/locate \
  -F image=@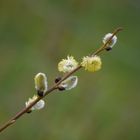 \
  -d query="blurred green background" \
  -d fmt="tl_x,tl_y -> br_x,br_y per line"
0,0 -> 140,139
